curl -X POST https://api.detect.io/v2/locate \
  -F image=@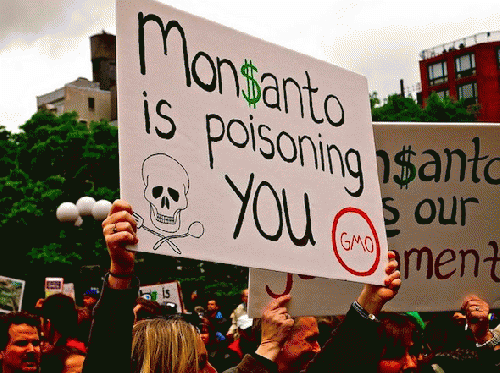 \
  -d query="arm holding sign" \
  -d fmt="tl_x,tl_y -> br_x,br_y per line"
462,295 -> 493,346
461,295 -> 500,369
255,295 -> 295,361
305,251 -> 401,373
356,251 -> 401,315
83,200 -> 139,373
224,295 -> 294,373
